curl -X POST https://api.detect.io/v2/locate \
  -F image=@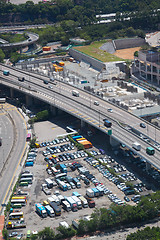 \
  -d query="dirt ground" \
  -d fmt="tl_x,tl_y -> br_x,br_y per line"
113,47 -> 141,60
